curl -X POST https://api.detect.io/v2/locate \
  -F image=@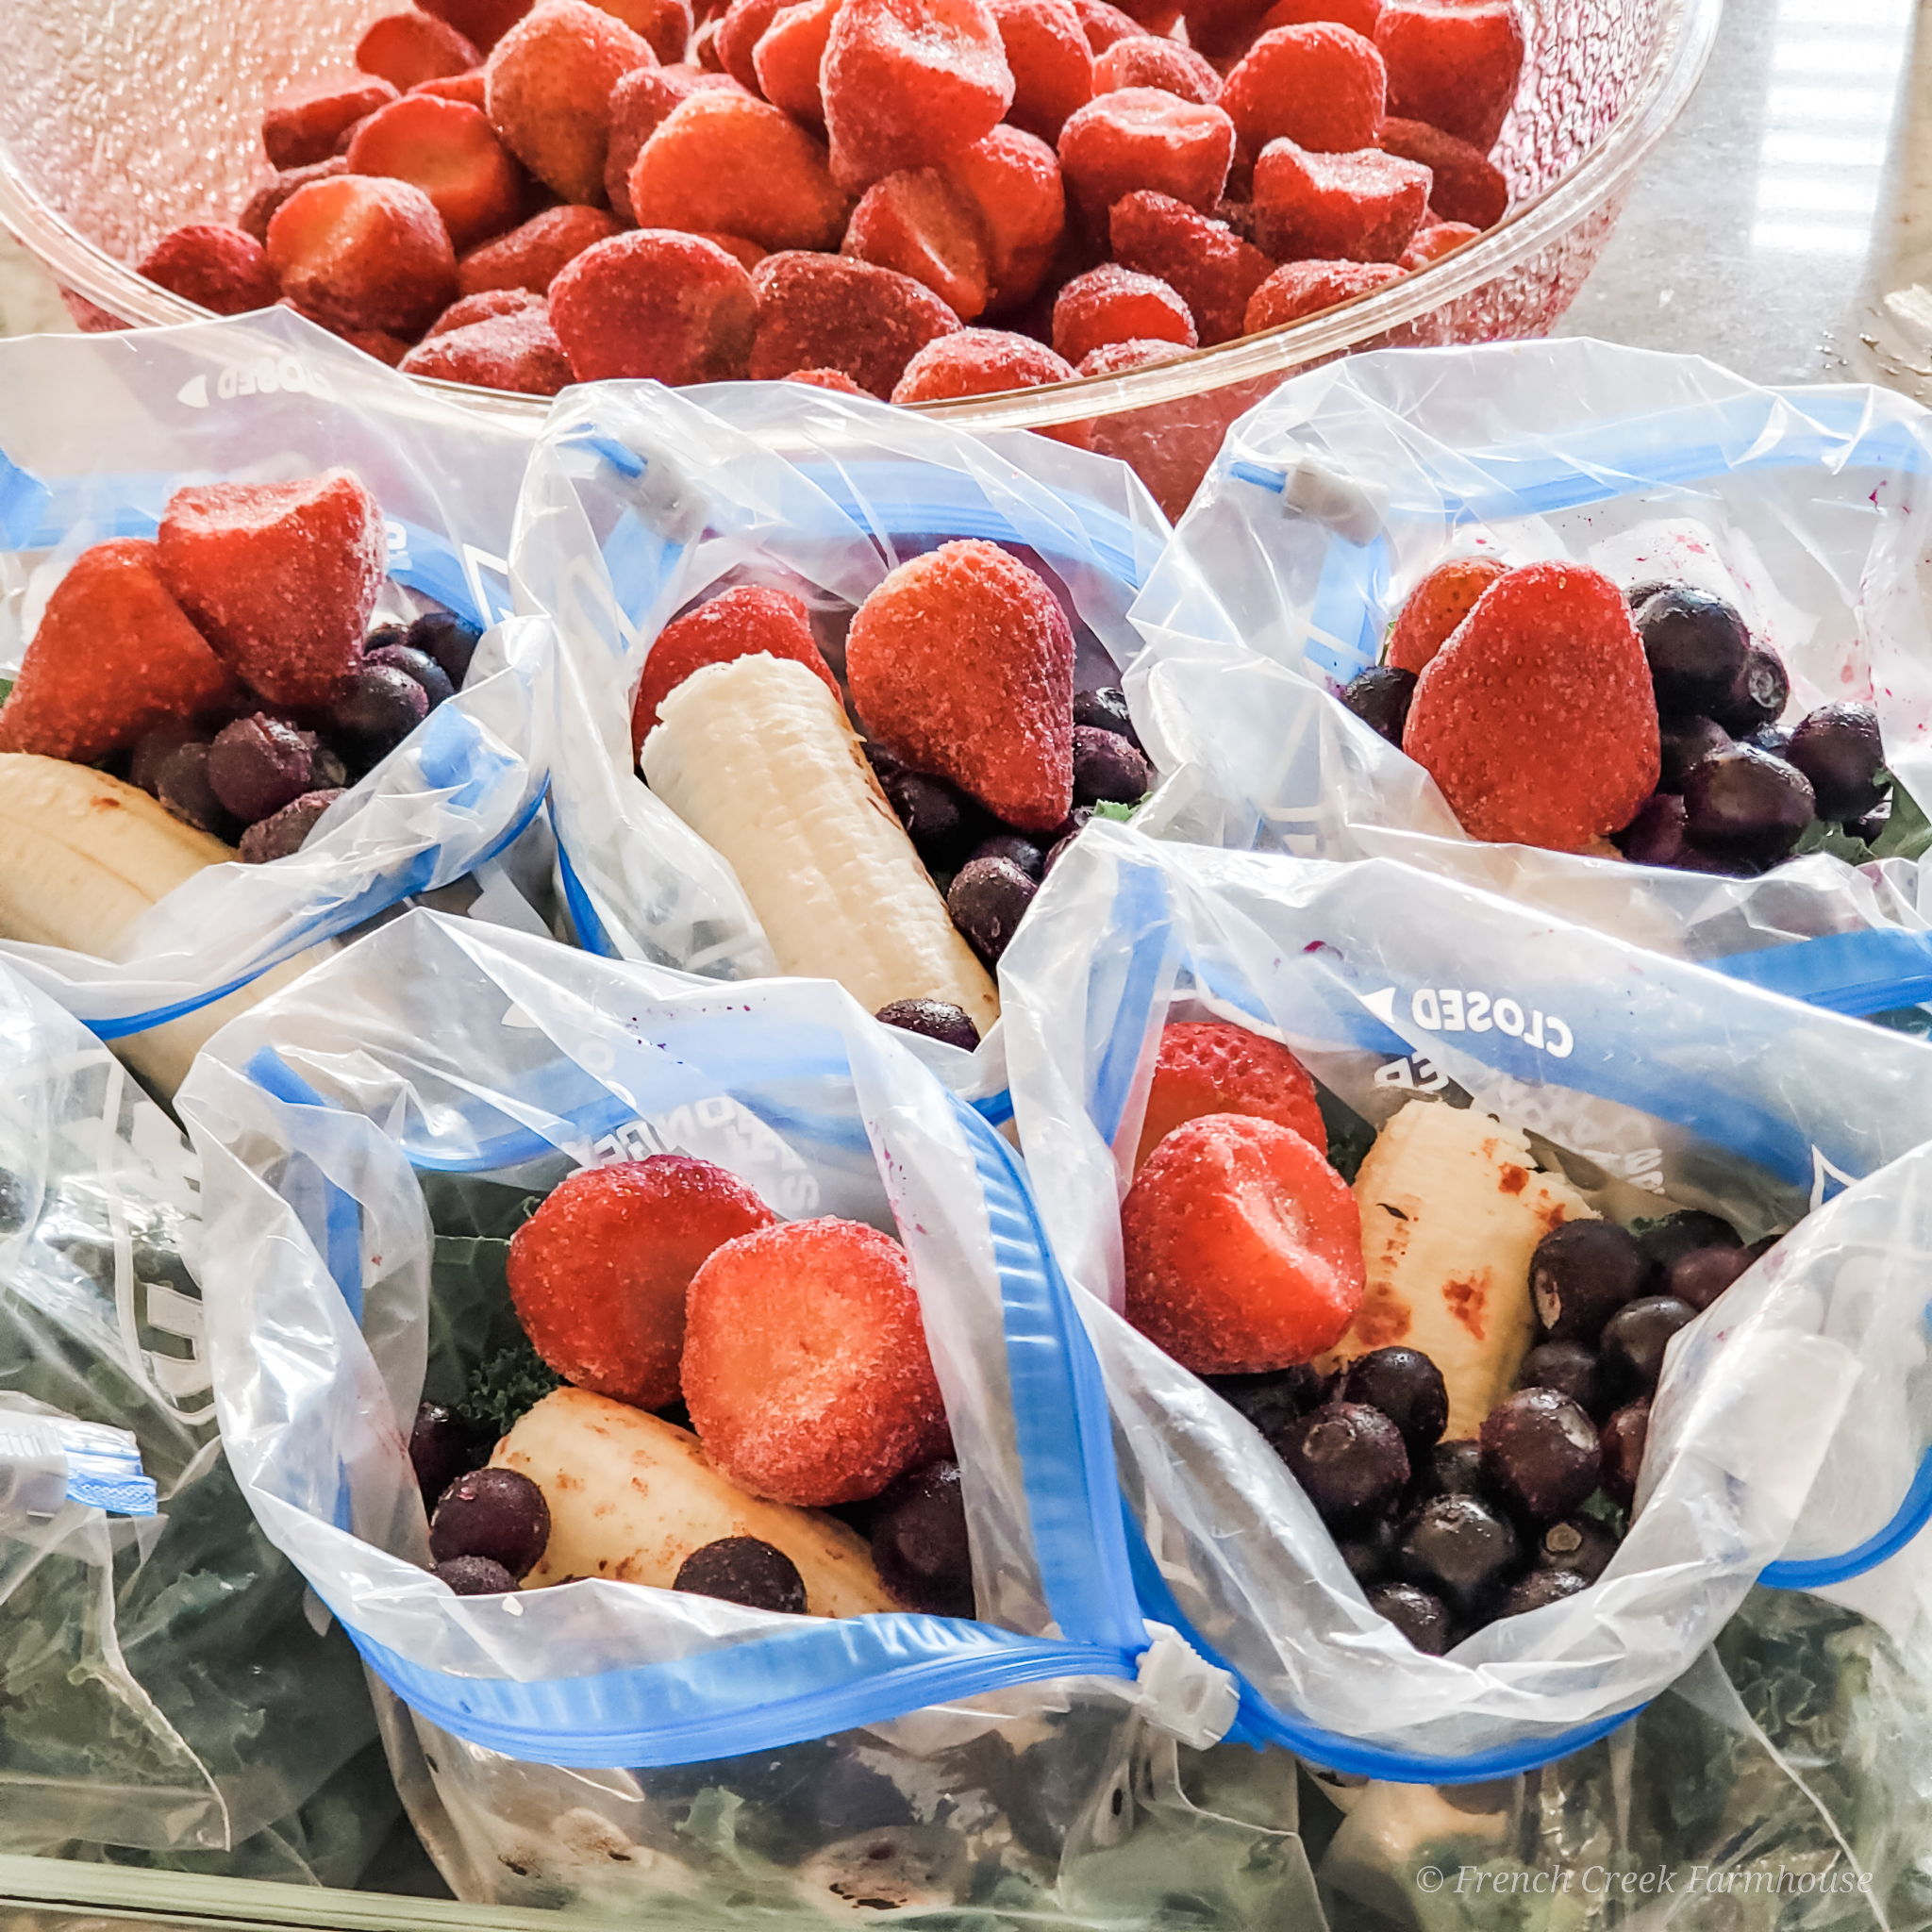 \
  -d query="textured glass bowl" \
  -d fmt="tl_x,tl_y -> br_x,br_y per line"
0,0 -> 1721,506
